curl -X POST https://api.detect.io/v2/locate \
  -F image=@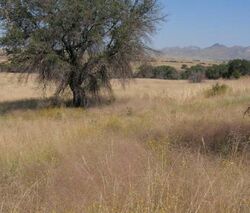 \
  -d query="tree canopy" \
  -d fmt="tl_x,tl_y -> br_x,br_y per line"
0,0 -> 164,106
